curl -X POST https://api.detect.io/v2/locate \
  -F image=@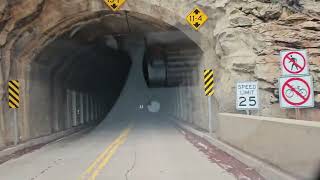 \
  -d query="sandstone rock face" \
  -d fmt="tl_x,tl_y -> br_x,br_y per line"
214,0 -> 320,120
